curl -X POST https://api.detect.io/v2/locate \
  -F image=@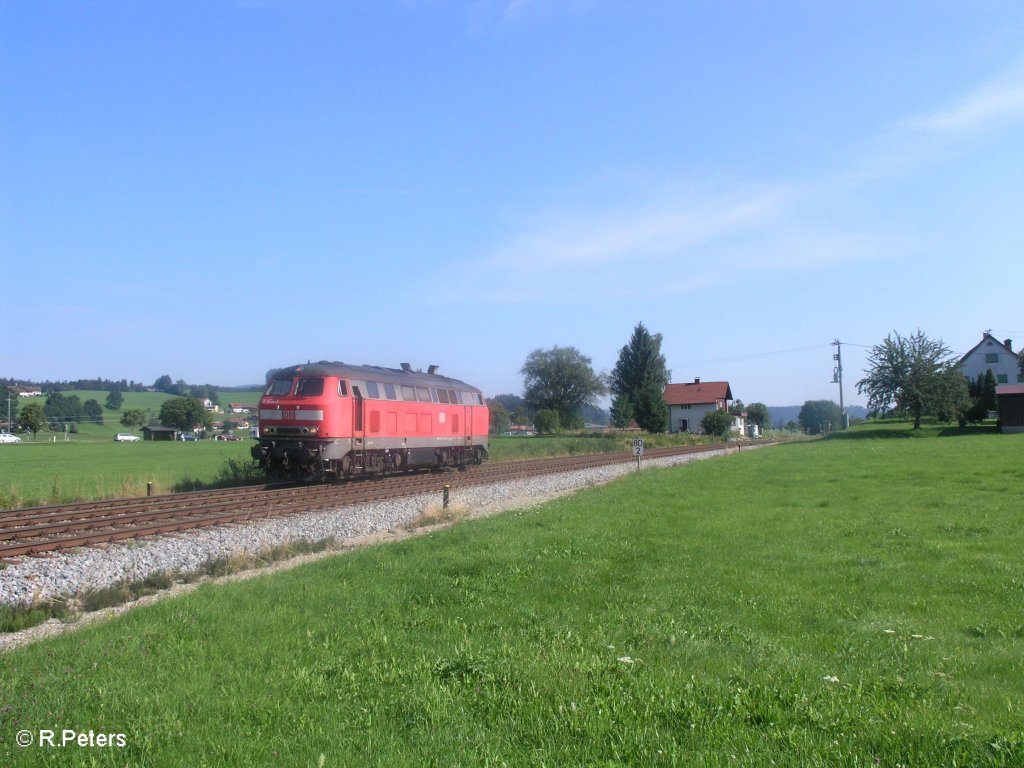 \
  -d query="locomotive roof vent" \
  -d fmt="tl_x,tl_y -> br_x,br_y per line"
401,362 -> 412,371
428,364 -> 439,375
